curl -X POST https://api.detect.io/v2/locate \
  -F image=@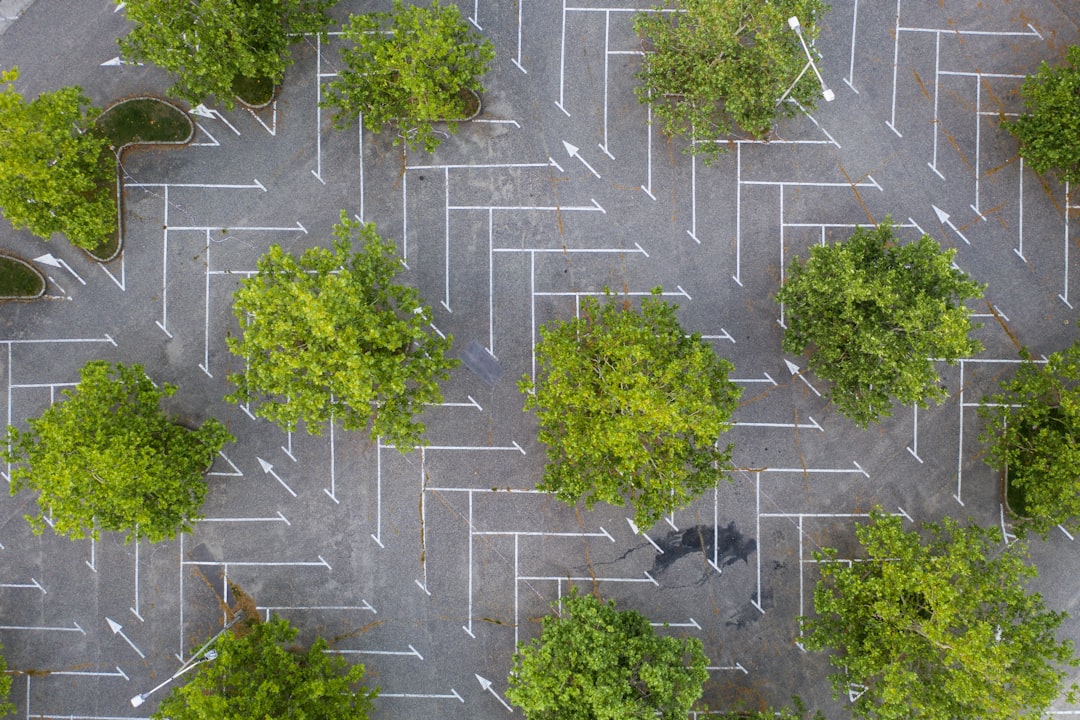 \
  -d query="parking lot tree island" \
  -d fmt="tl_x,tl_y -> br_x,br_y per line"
118,0 -> 337,108
0,68 -> 115,251
804,510 -> 1078,720
634,0 -> 829,162
153,615 -> 377,720
980,342 -> 1080,537
520,289 -> 742,528
776,220 -> 984,427
226,212 -> 458,449
4,361 -> 233,544
323,0 -> 495,153
1003,45 -> 1080,186
506,589 -> 709,719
